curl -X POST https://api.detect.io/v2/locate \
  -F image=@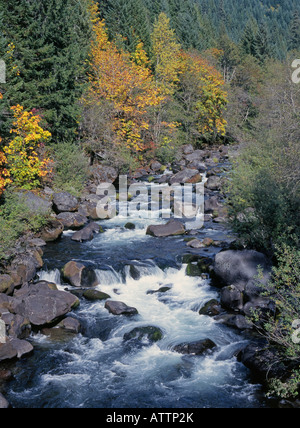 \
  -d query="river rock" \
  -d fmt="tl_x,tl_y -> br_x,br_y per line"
0,338 -> 33,362
57,316 -> 82,333
123,326 -> 163,343
169,168 -> 202,185
12,282 -> 80,327
56,212 -> 88,229
53,192 -> 79,213
220,285 -> 244,312
199,299 -> 221,316
83,289 -> 111,301
61,261 -> 98,288
40,219 -> 64,242
173,338 -> 217,355
1,313 -> 31,339
71,222 -> 103,242
205,175 -> 222,191
104,300 -> 138,316
237,340 -> 288,384
182,144 -> 194,155
0,275 -> 14,294
184,150 -> 207,163
89,165 -> 118,186
213,250 -> 271,289
146,220 -> 185,238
